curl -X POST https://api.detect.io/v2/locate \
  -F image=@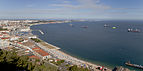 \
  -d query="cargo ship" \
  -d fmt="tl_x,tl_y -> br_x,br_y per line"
125,61 -> 143,69
104,24 -> 109,27
80,26 -> 88,28
127,29 -> 140,33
